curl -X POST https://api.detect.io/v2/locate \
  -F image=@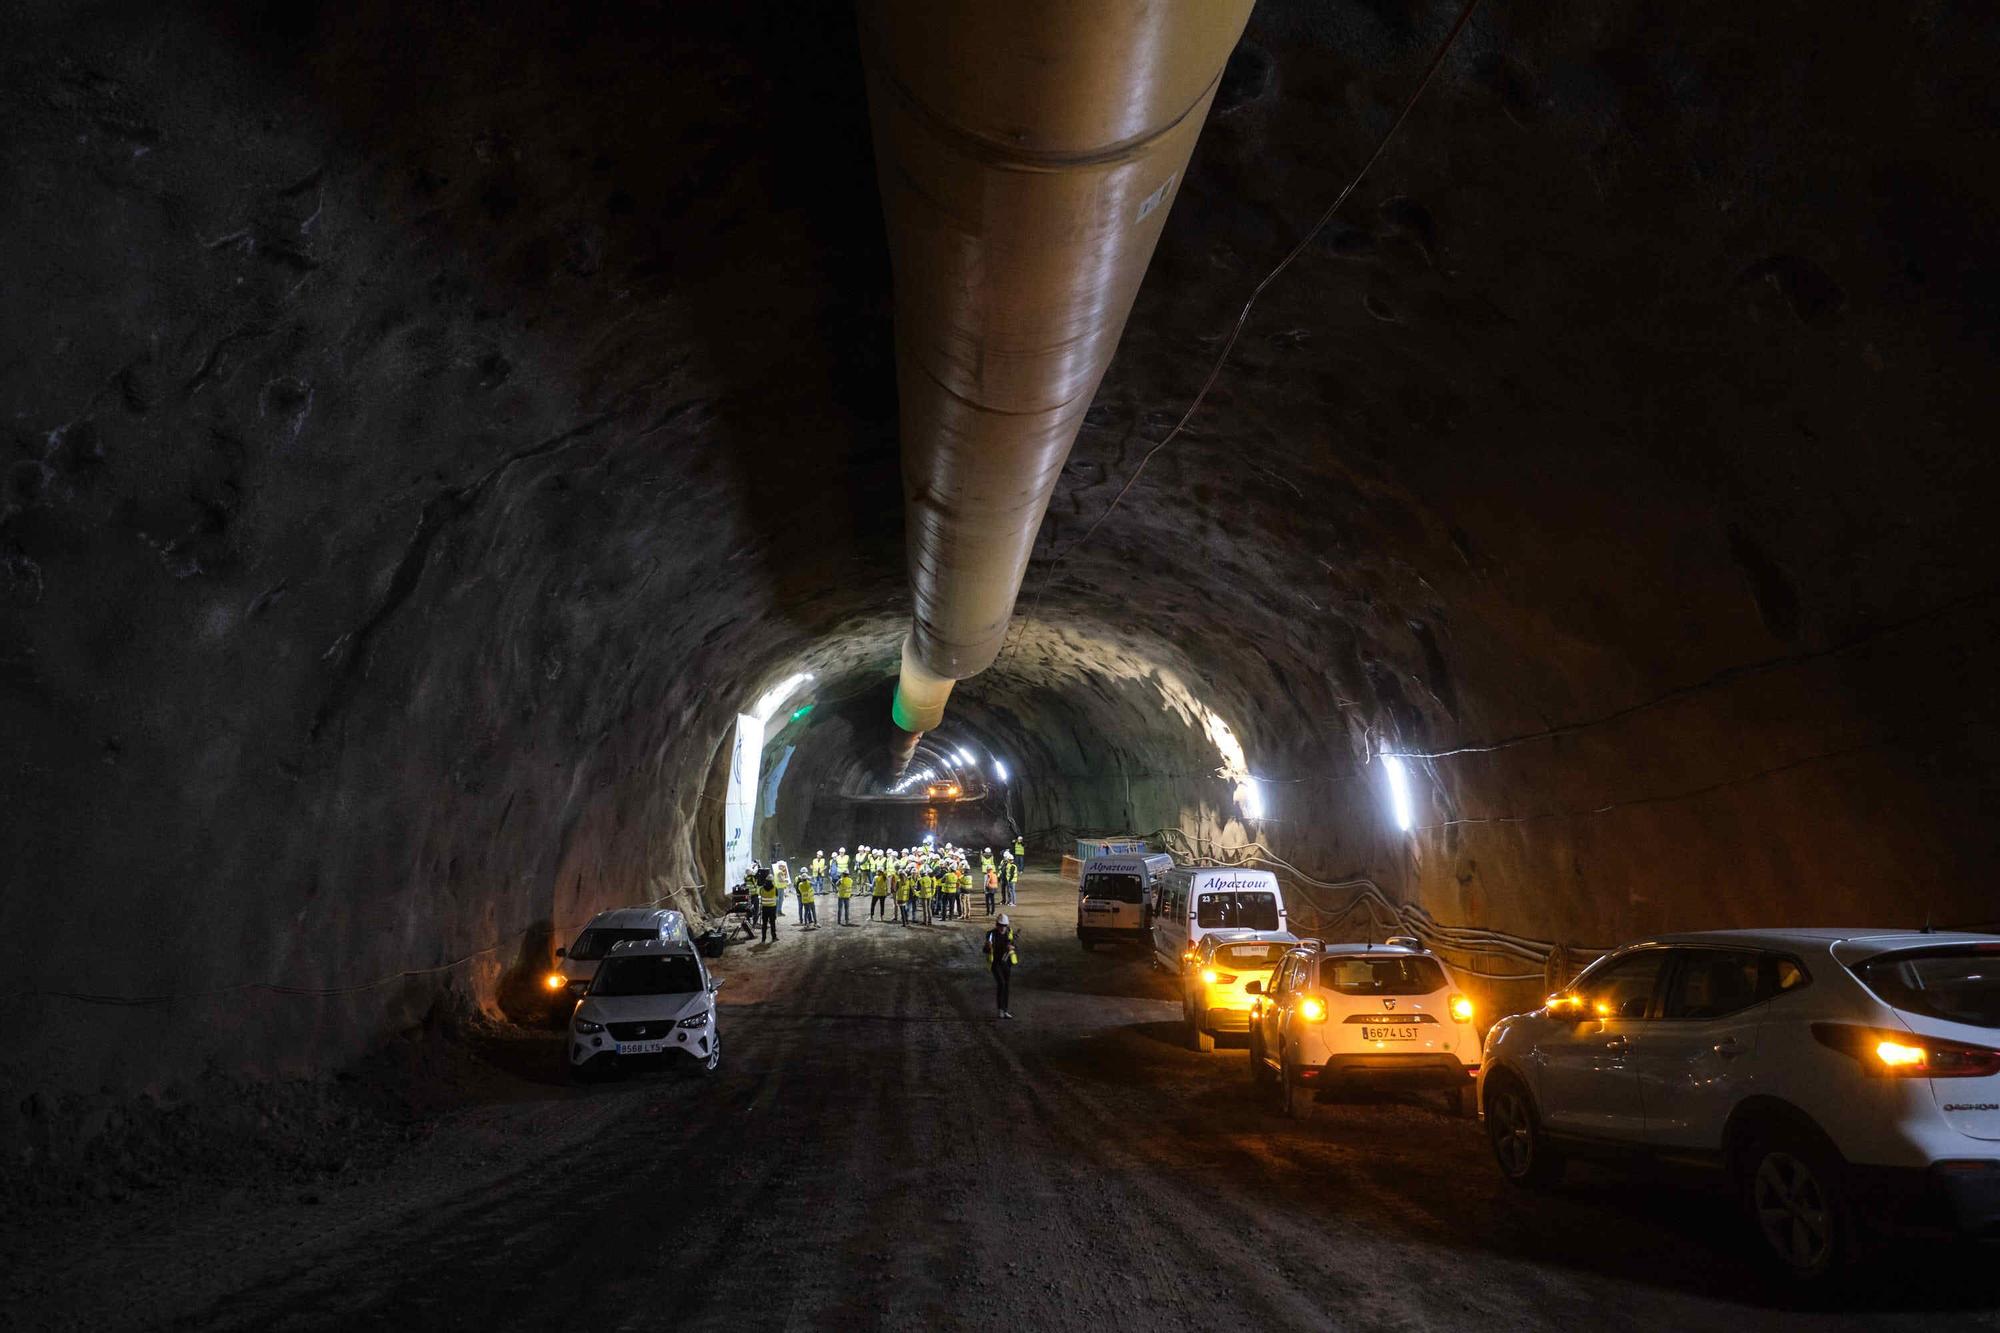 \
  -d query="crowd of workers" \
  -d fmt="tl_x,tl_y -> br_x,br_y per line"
735,838 -> 1024,942
730,837 -> 1027,1017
